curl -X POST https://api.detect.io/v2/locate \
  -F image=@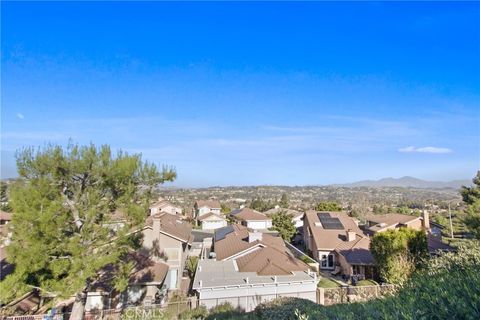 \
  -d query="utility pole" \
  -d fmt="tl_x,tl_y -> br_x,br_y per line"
448,202 -> 454,239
